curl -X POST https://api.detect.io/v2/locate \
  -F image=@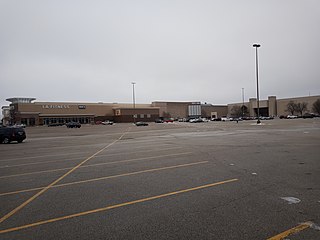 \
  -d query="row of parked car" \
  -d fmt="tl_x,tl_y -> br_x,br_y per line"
279,113 -> 319,119
47,122 -> 82,128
